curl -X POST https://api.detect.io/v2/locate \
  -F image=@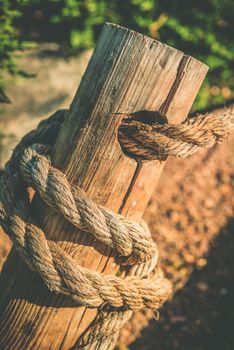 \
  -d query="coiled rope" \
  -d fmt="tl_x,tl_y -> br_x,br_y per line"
0,104 -> 233,349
